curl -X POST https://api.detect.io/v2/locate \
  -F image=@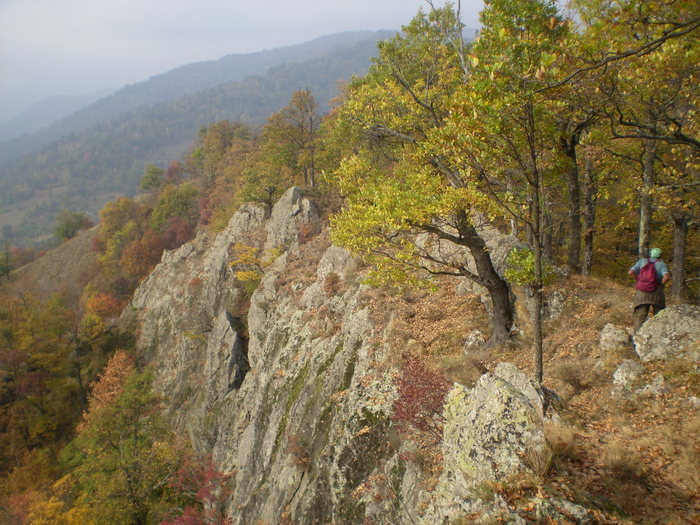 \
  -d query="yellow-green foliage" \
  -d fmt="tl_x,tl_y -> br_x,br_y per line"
150,183 -> 198,232
229,243 -> 281,293
505,248 -> 556,287
59,370 -> 184,524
